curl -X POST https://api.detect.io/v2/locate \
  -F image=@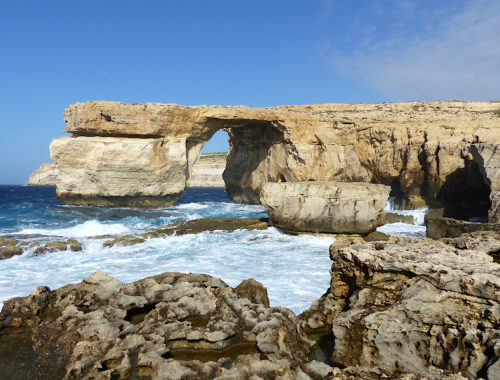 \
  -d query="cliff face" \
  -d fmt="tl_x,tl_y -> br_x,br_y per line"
50,101 -> 500,217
